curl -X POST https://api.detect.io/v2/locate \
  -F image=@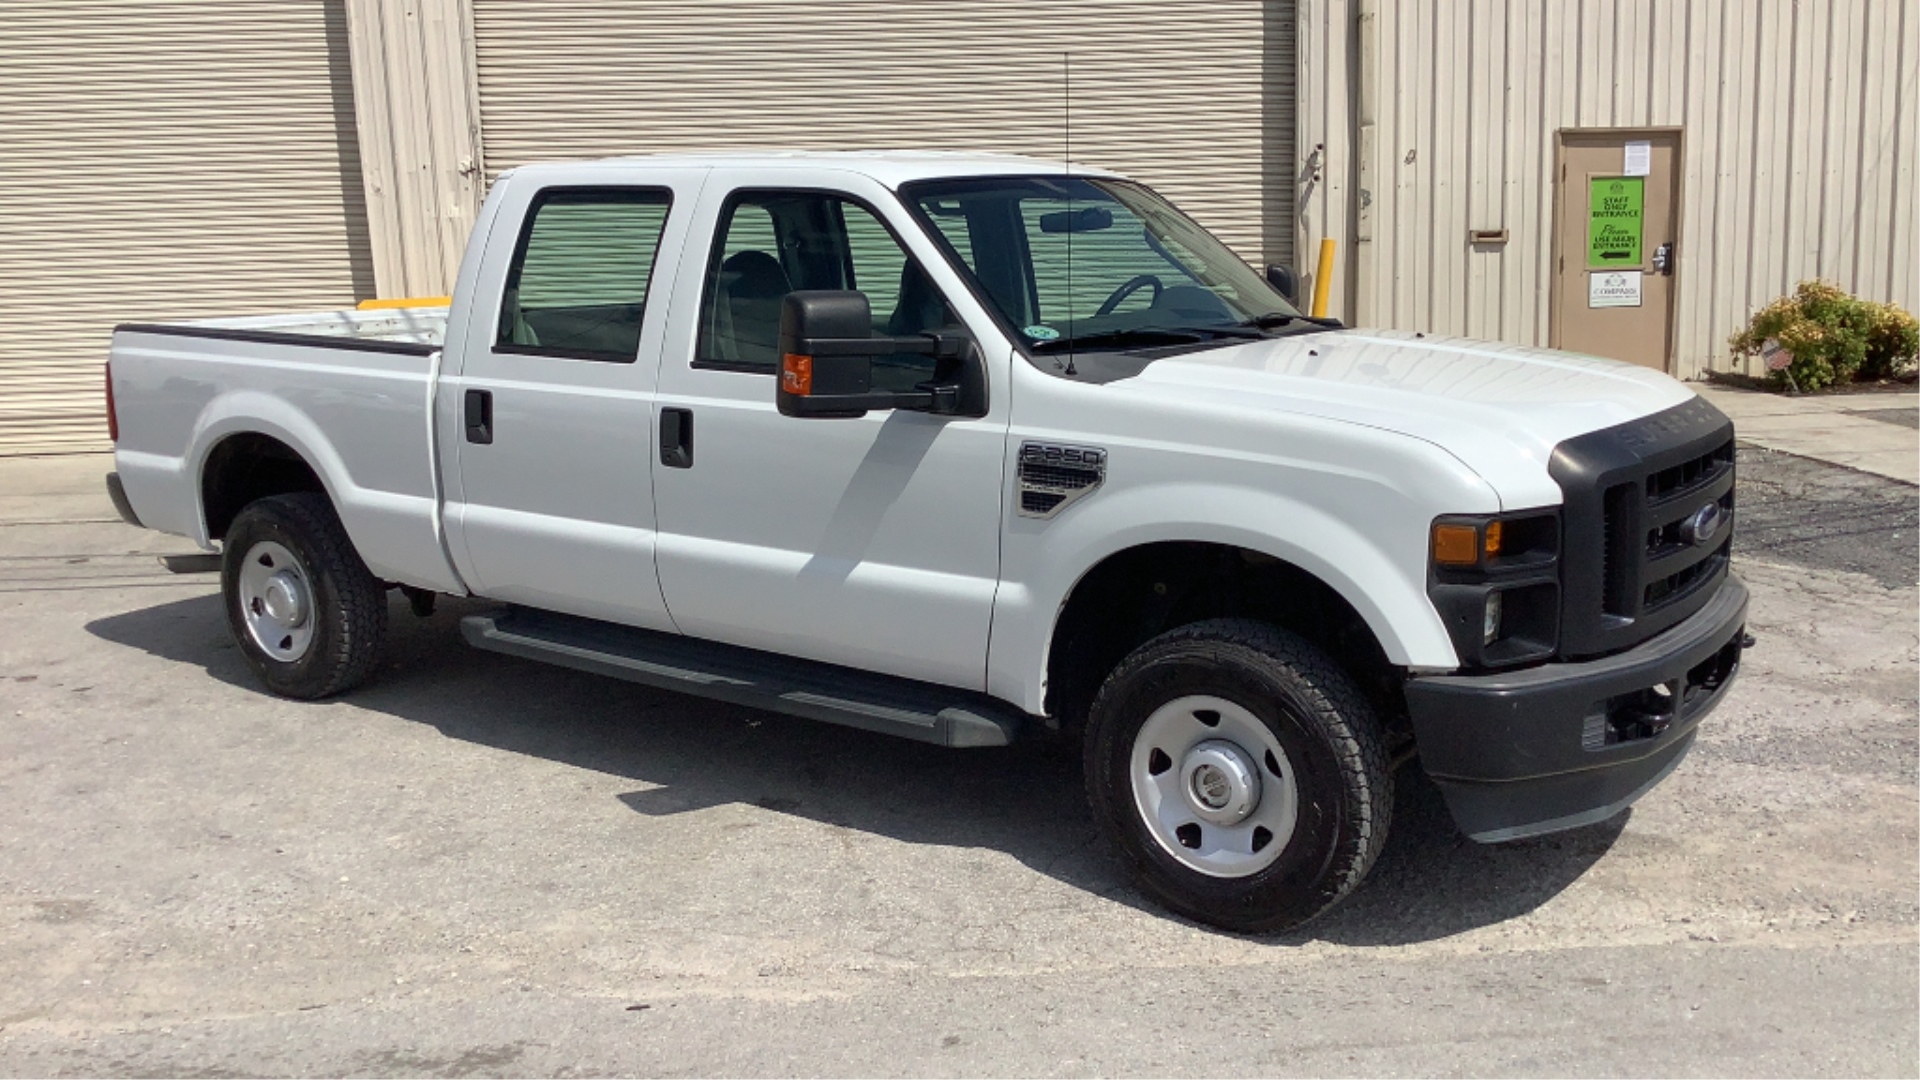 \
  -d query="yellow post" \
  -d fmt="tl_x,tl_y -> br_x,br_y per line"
1310,238 -> 1336,319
